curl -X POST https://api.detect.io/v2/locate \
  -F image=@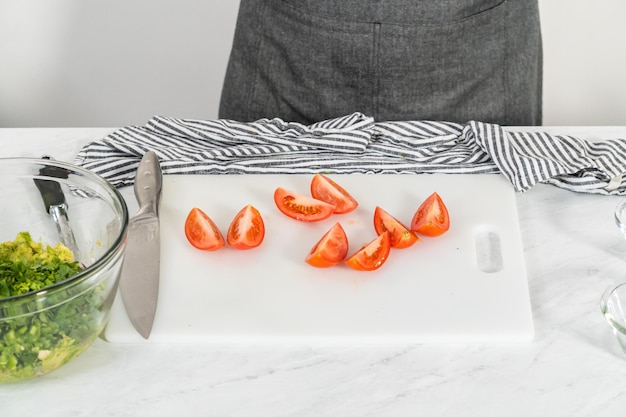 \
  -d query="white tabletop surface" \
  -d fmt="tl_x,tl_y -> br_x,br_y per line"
2,126 -> 626,416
